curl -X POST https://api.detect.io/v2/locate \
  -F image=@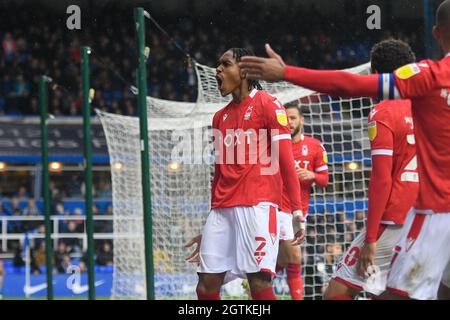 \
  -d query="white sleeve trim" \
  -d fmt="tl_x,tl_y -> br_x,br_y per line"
371,149 -> 393,156
315,165 -> 328,172
272,134 -> 291,142
394,86 -> 401,99
382,74 -> 390,100
381,74 -> 402,100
